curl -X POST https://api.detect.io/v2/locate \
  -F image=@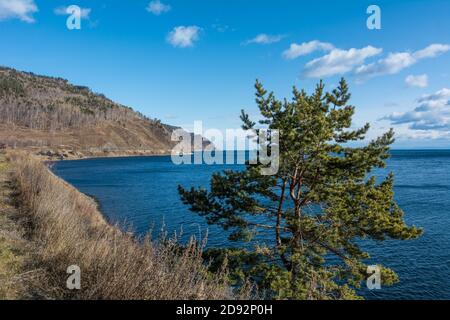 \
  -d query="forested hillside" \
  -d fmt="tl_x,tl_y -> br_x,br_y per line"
0,67 -> 188,158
